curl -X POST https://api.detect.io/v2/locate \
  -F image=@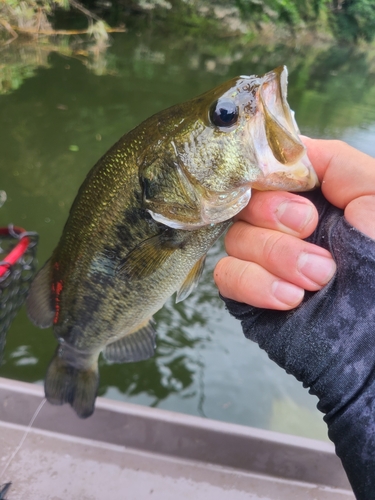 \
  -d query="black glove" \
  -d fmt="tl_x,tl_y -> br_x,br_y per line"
221,189 -> 375,499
